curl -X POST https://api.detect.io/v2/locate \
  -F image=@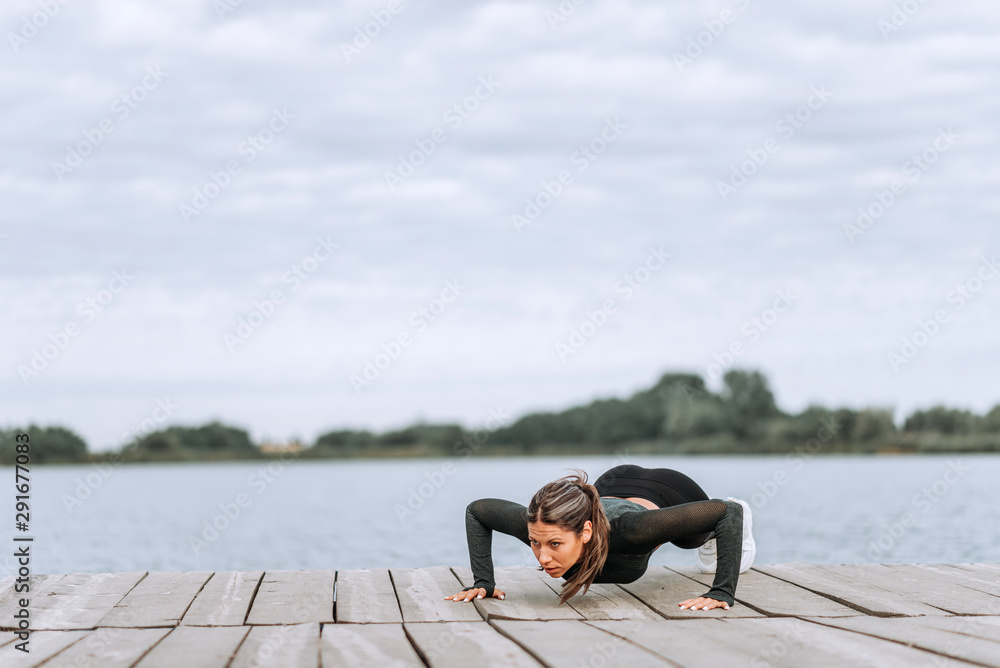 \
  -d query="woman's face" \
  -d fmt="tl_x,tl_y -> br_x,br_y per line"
528,520 -> 592,577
